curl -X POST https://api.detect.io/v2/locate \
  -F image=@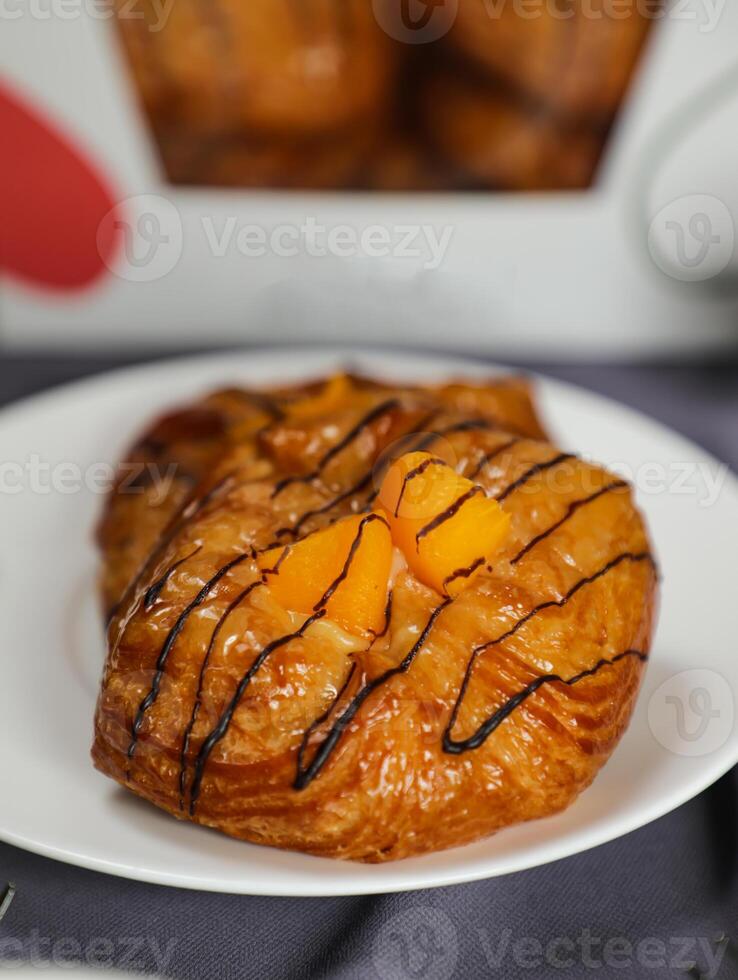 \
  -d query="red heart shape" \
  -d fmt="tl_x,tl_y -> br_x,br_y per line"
0,81 -> 120,291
